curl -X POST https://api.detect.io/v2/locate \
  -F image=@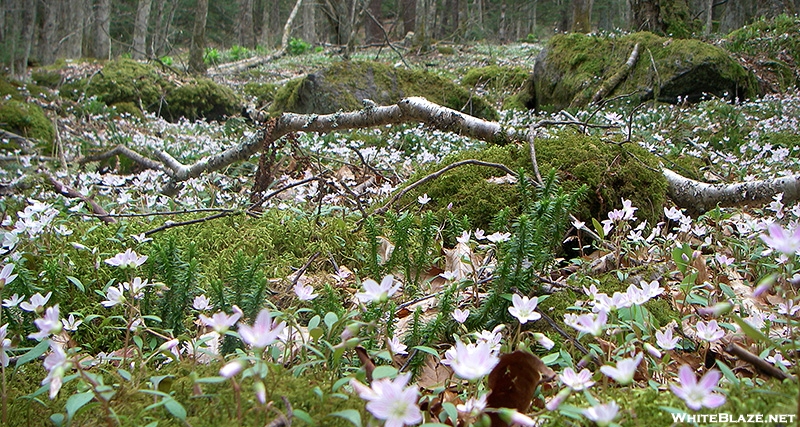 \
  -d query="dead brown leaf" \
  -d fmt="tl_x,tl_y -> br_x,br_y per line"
487,351 -> 556,427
